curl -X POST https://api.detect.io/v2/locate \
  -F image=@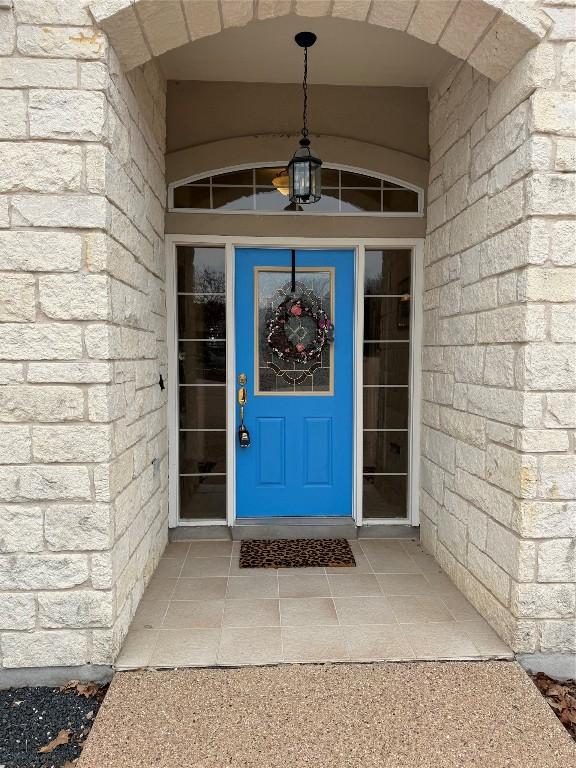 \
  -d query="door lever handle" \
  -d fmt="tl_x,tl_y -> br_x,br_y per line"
237,373 -> 250,448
